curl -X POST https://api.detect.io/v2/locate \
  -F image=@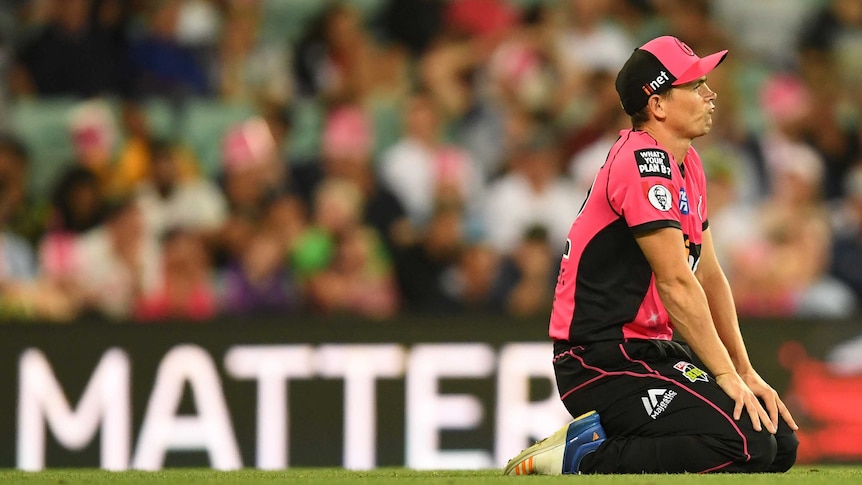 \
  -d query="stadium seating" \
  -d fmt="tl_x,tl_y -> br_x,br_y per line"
8,98 -> 79,197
